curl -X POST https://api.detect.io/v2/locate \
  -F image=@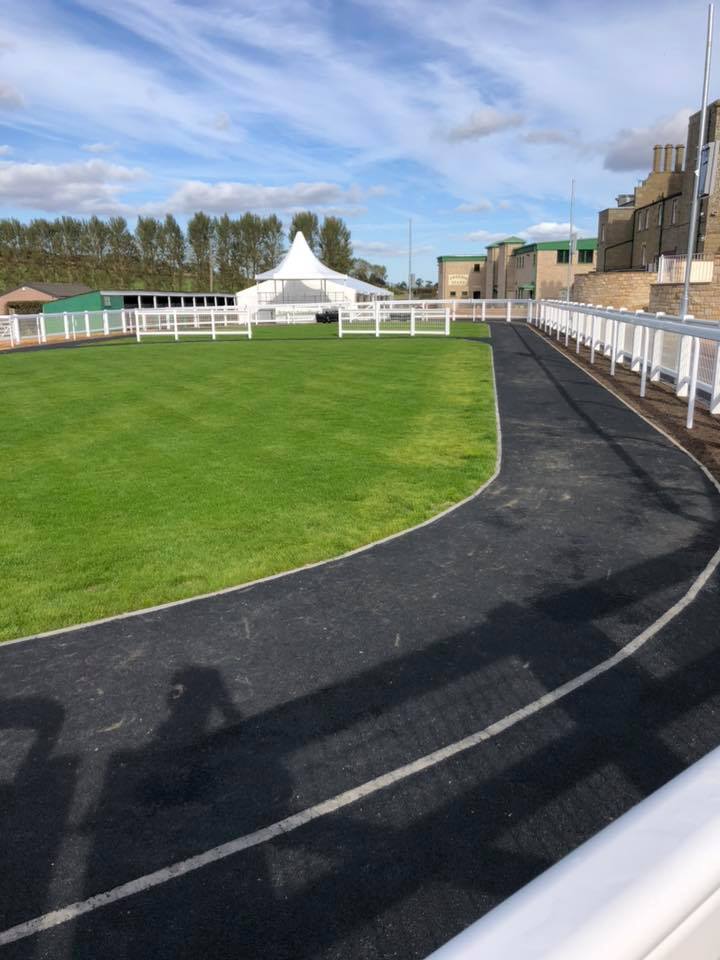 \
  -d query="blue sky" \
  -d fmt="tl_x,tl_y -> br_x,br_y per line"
0,0 -> 718,281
